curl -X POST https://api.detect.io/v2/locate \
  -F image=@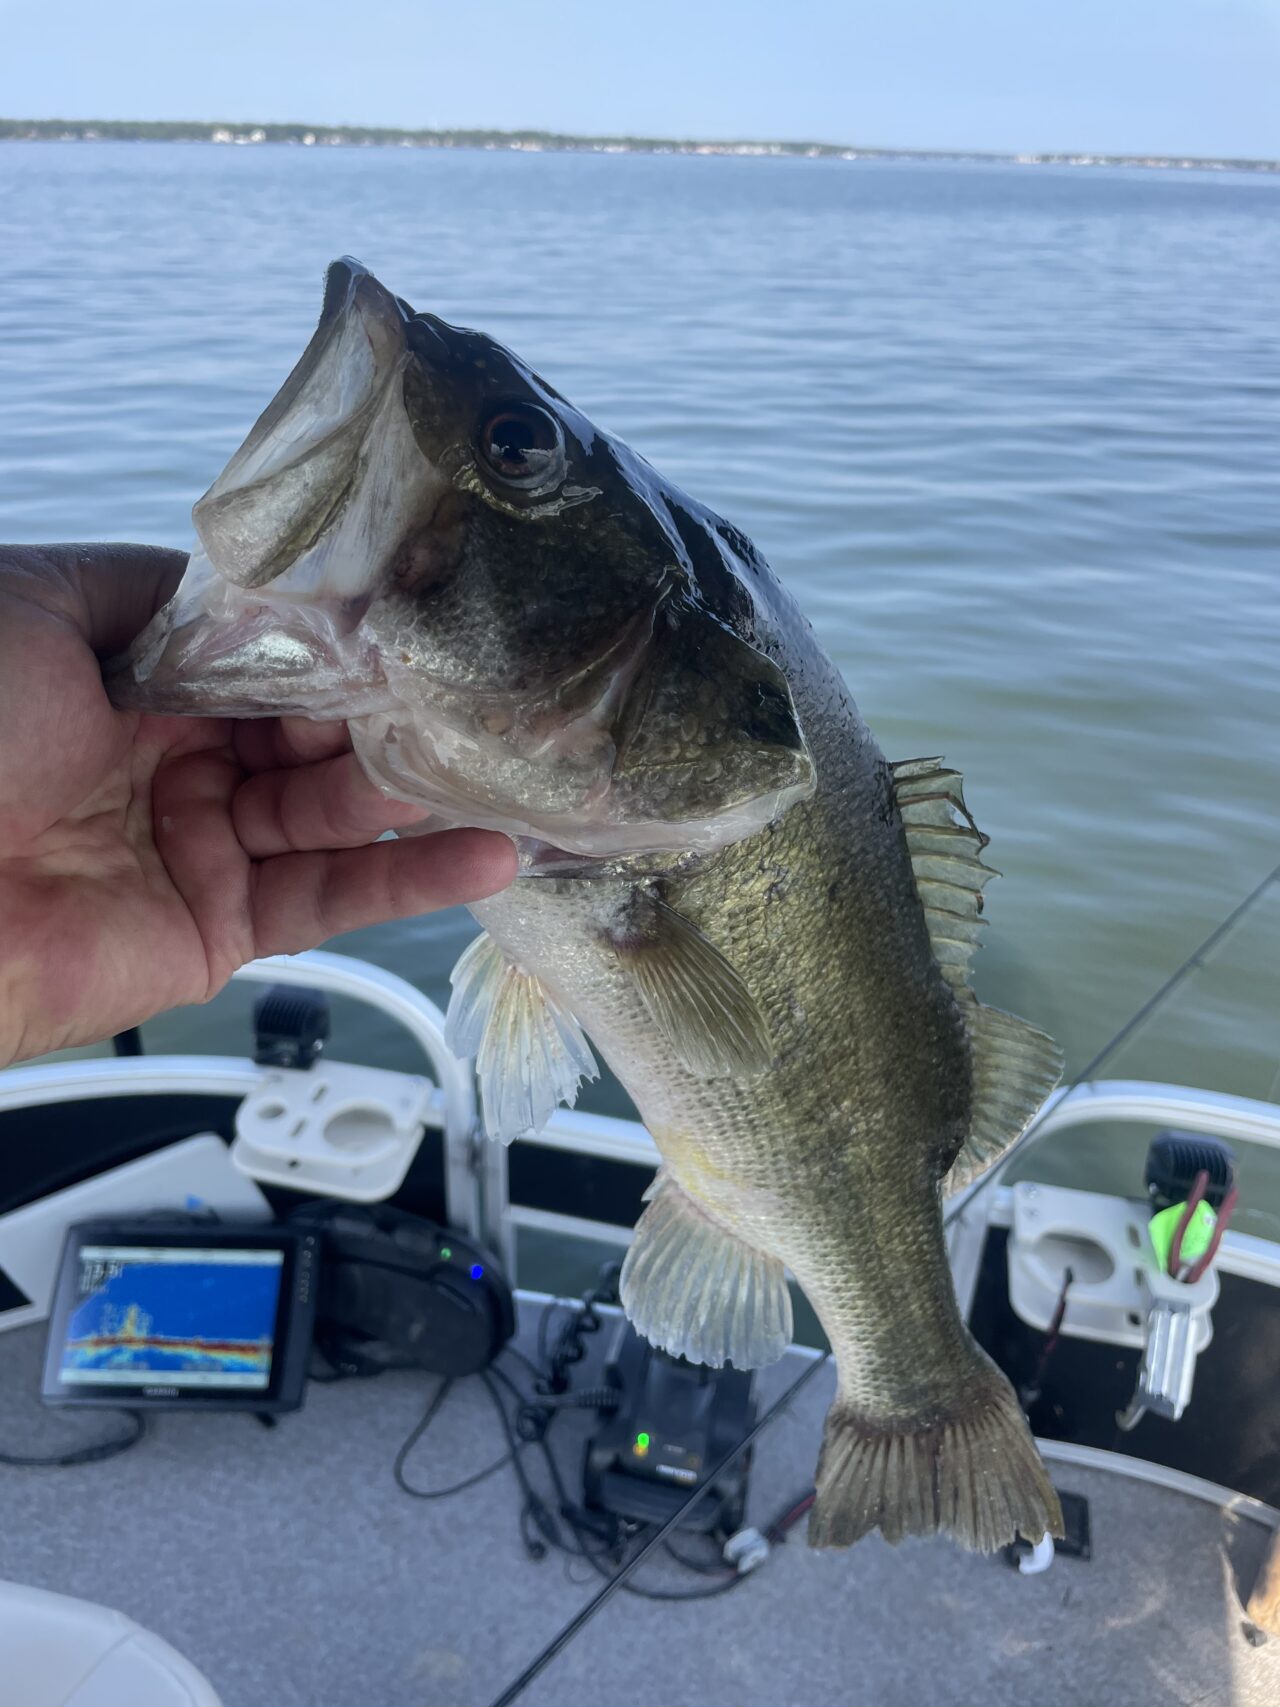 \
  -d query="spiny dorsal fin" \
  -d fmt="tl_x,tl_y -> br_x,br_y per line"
605,893 -> 773,1080
891,757 -> 1062,1192
892,756 -> 998,1003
